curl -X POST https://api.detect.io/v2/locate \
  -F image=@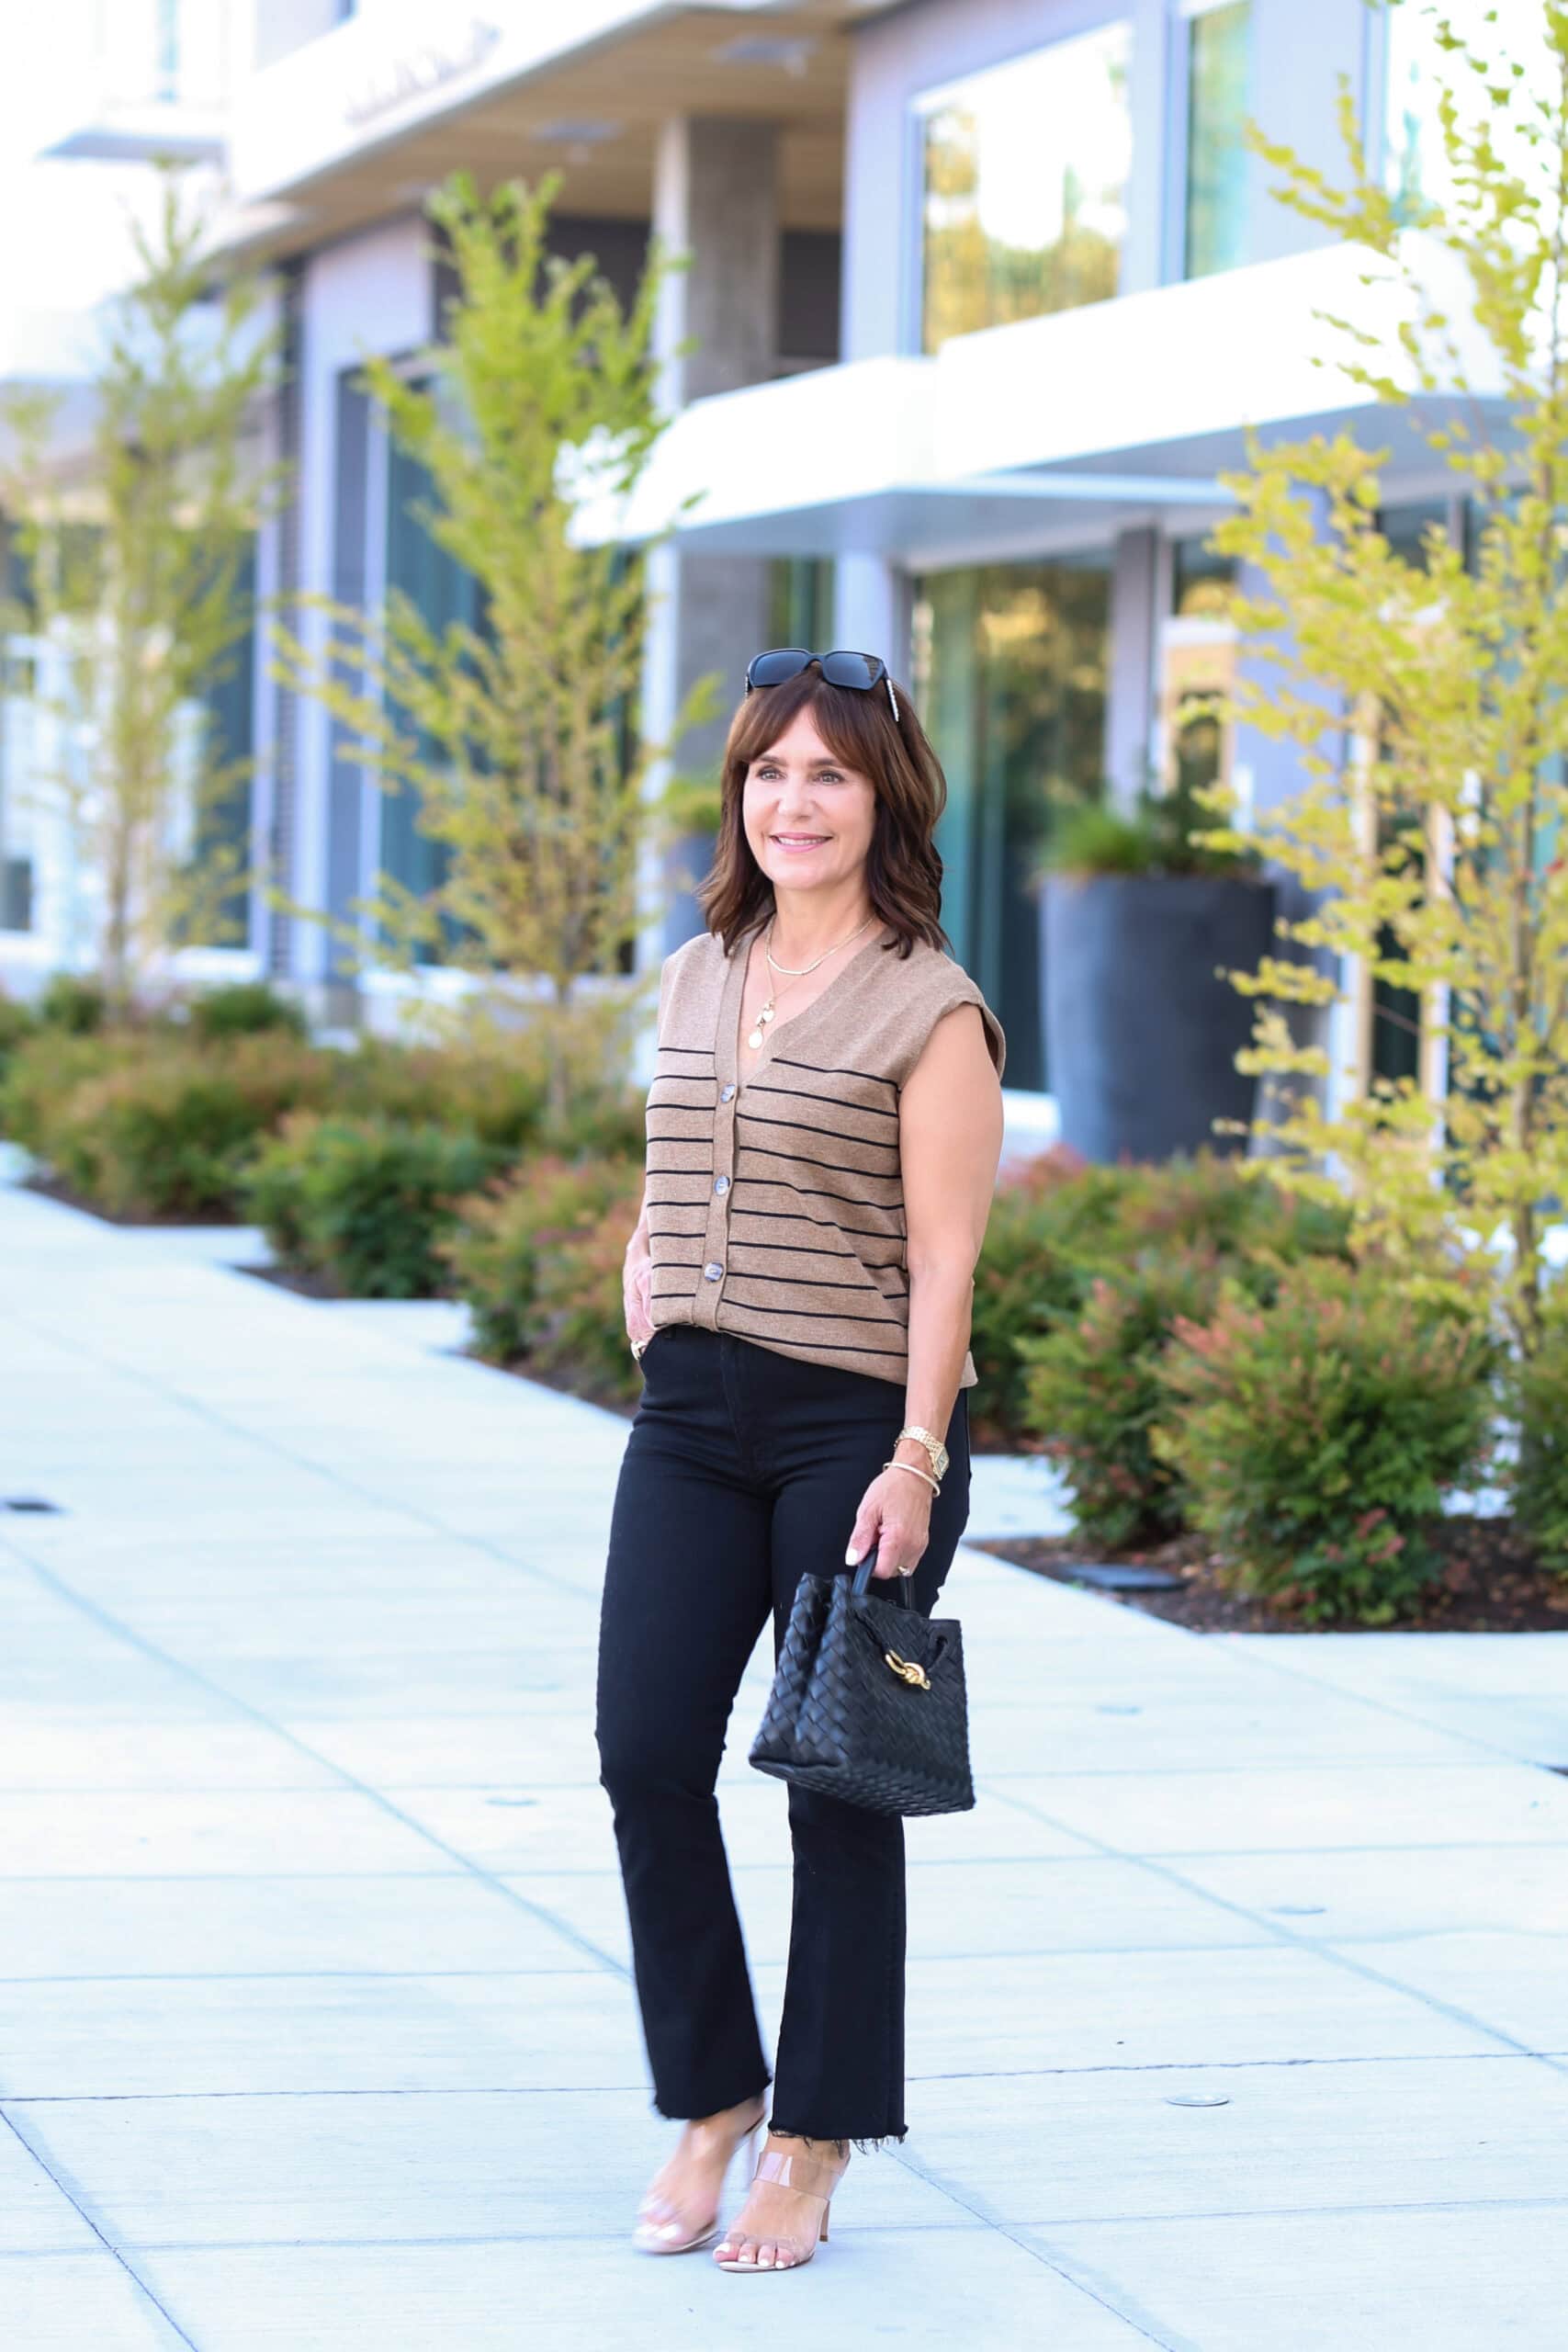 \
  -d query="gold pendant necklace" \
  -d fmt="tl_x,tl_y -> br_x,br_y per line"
746,914 -> 874,1051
